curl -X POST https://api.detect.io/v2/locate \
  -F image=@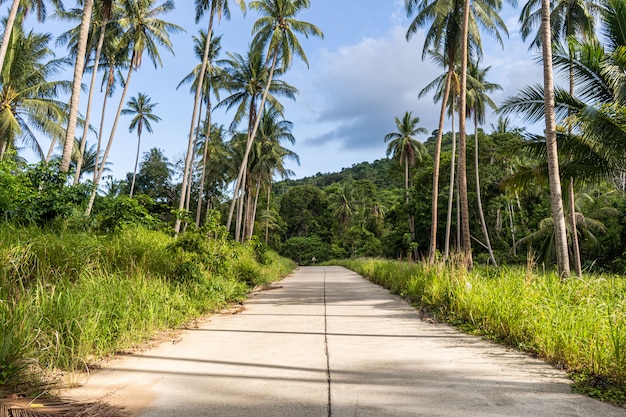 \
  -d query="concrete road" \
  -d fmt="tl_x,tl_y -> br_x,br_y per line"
67,266 -> 626,416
